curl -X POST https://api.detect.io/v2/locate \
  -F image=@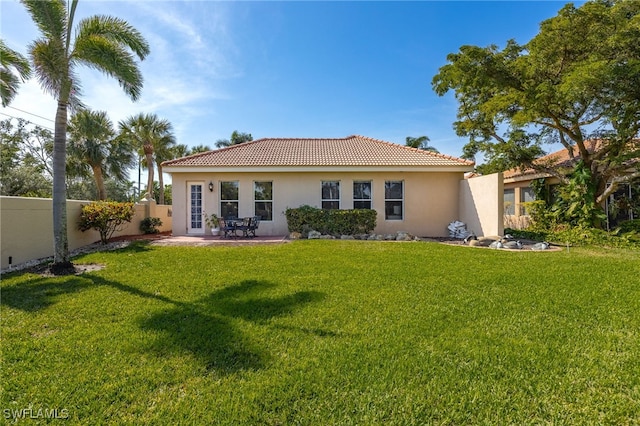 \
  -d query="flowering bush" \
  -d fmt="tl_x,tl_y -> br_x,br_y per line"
78,201 -> 135,244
